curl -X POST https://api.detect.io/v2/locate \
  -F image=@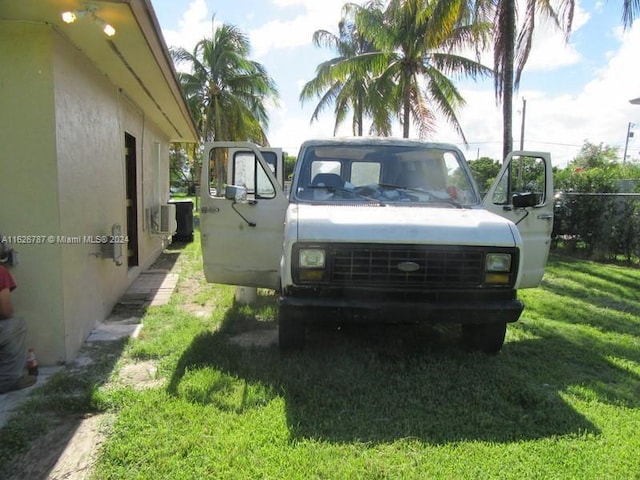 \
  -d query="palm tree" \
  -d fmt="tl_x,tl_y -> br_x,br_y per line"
170,22 -> 279,144
621,0 -> 639,27
488,0 -> 575,159
488,0 -> 638,159
344,0 -> 493,141
299,17 -> 382,136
